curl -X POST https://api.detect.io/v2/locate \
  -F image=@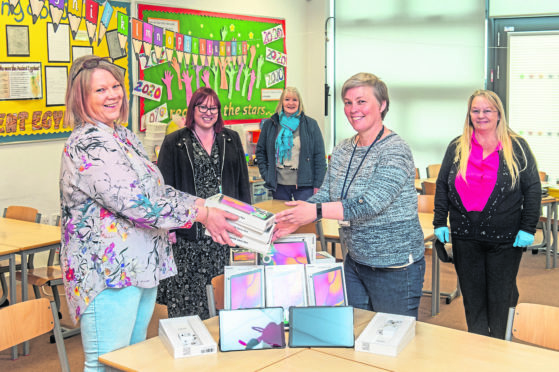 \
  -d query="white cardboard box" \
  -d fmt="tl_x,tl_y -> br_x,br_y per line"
224,265 -> 265,310
305,263 -> 347,306
315,251 -> 336,263
205,193 -> 275,232
355,312 -> 416,356
159,316 -> 217,358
